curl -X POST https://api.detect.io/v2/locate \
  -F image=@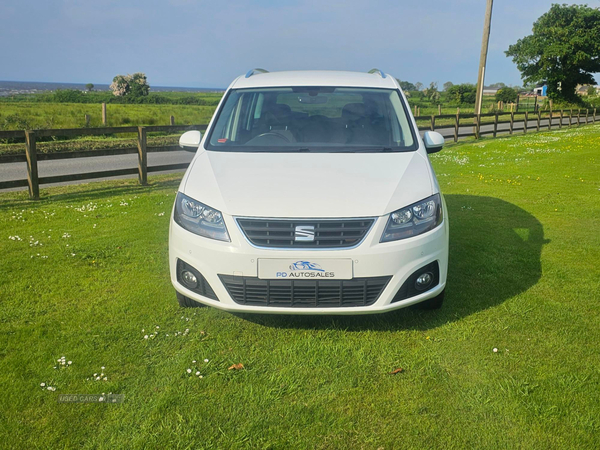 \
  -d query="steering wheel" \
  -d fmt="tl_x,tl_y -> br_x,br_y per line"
249,132 -> 291,144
